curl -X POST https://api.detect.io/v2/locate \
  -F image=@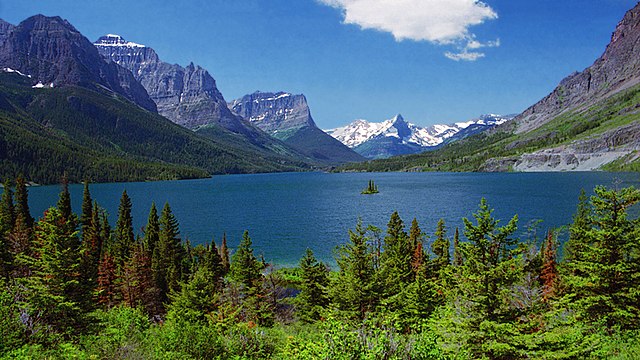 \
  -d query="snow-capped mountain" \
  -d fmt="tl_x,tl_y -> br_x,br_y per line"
326,114 -> 513,159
